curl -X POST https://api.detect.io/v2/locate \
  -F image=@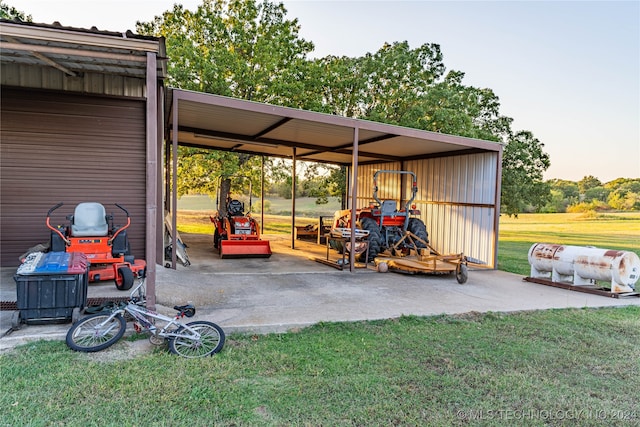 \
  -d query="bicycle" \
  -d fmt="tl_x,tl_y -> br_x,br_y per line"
66,278 -> 225,358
